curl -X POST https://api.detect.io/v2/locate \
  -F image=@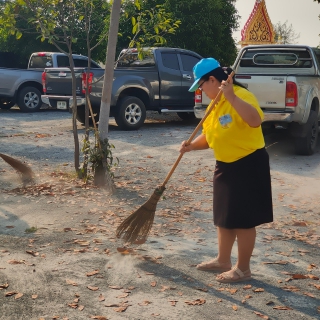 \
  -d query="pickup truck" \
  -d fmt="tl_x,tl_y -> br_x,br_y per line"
0,52 -> 101,112
41,47 -> 203,130
194,45 -> 320,155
